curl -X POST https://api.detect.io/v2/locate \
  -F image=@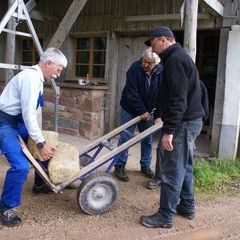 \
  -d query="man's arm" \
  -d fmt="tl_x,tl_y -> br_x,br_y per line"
125,67 -> 149,117
19,70 -> 55,160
